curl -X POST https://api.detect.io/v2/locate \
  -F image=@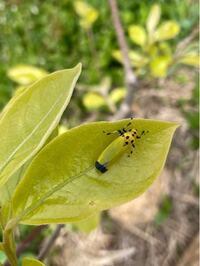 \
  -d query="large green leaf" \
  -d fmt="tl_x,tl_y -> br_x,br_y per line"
0,128 -> 58,228
0,64 -> 81,188
11,119 -> 178,226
